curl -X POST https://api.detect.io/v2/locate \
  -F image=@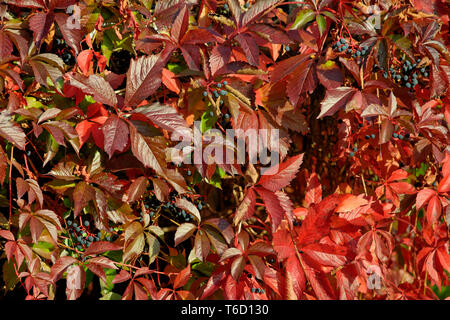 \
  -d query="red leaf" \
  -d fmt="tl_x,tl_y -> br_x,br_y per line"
125,55 -> 164,107
285,255 -> 306,299
0,110 -> 26,150
234,188 -> 257,225
258,154 -> 304,192
76,49 -> 94,76
161,68 -> 181,94
126,176 -> 148,203
0,230 -> 14,241
29,12 -> 54,48
173,264 -> 191,289
132,103 -> 188,133
317,87 -> 357,119
255,187 -> 286,232
235,33 -> 259,66
69,74 -> 118,106
102,115 -> 129,158
50,256 -> 77,281
304,172 -> 322,207
83,241 -> 122,257
73,181 -> 95,217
